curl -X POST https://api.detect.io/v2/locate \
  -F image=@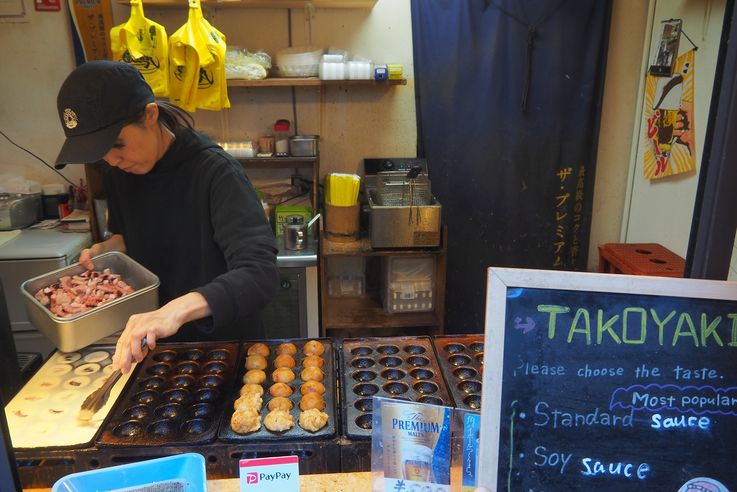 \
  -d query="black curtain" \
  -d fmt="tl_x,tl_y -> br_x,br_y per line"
411,0 -> 611,332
